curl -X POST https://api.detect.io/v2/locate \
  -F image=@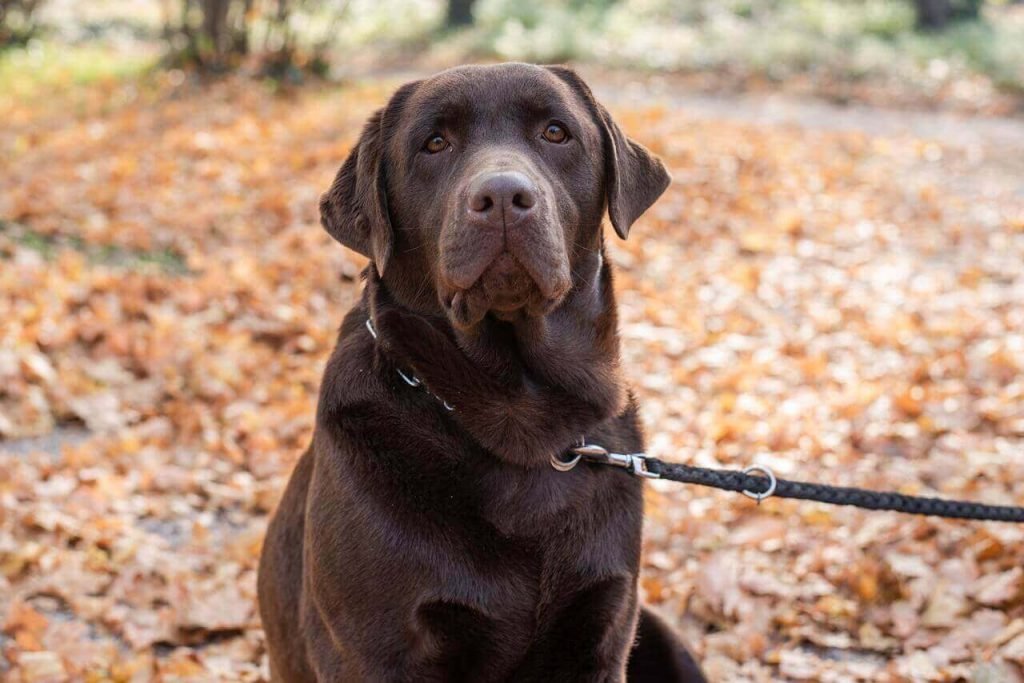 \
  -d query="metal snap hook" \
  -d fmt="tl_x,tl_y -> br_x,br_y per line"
550,452 -> 582,472
742,465 -> 777,503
